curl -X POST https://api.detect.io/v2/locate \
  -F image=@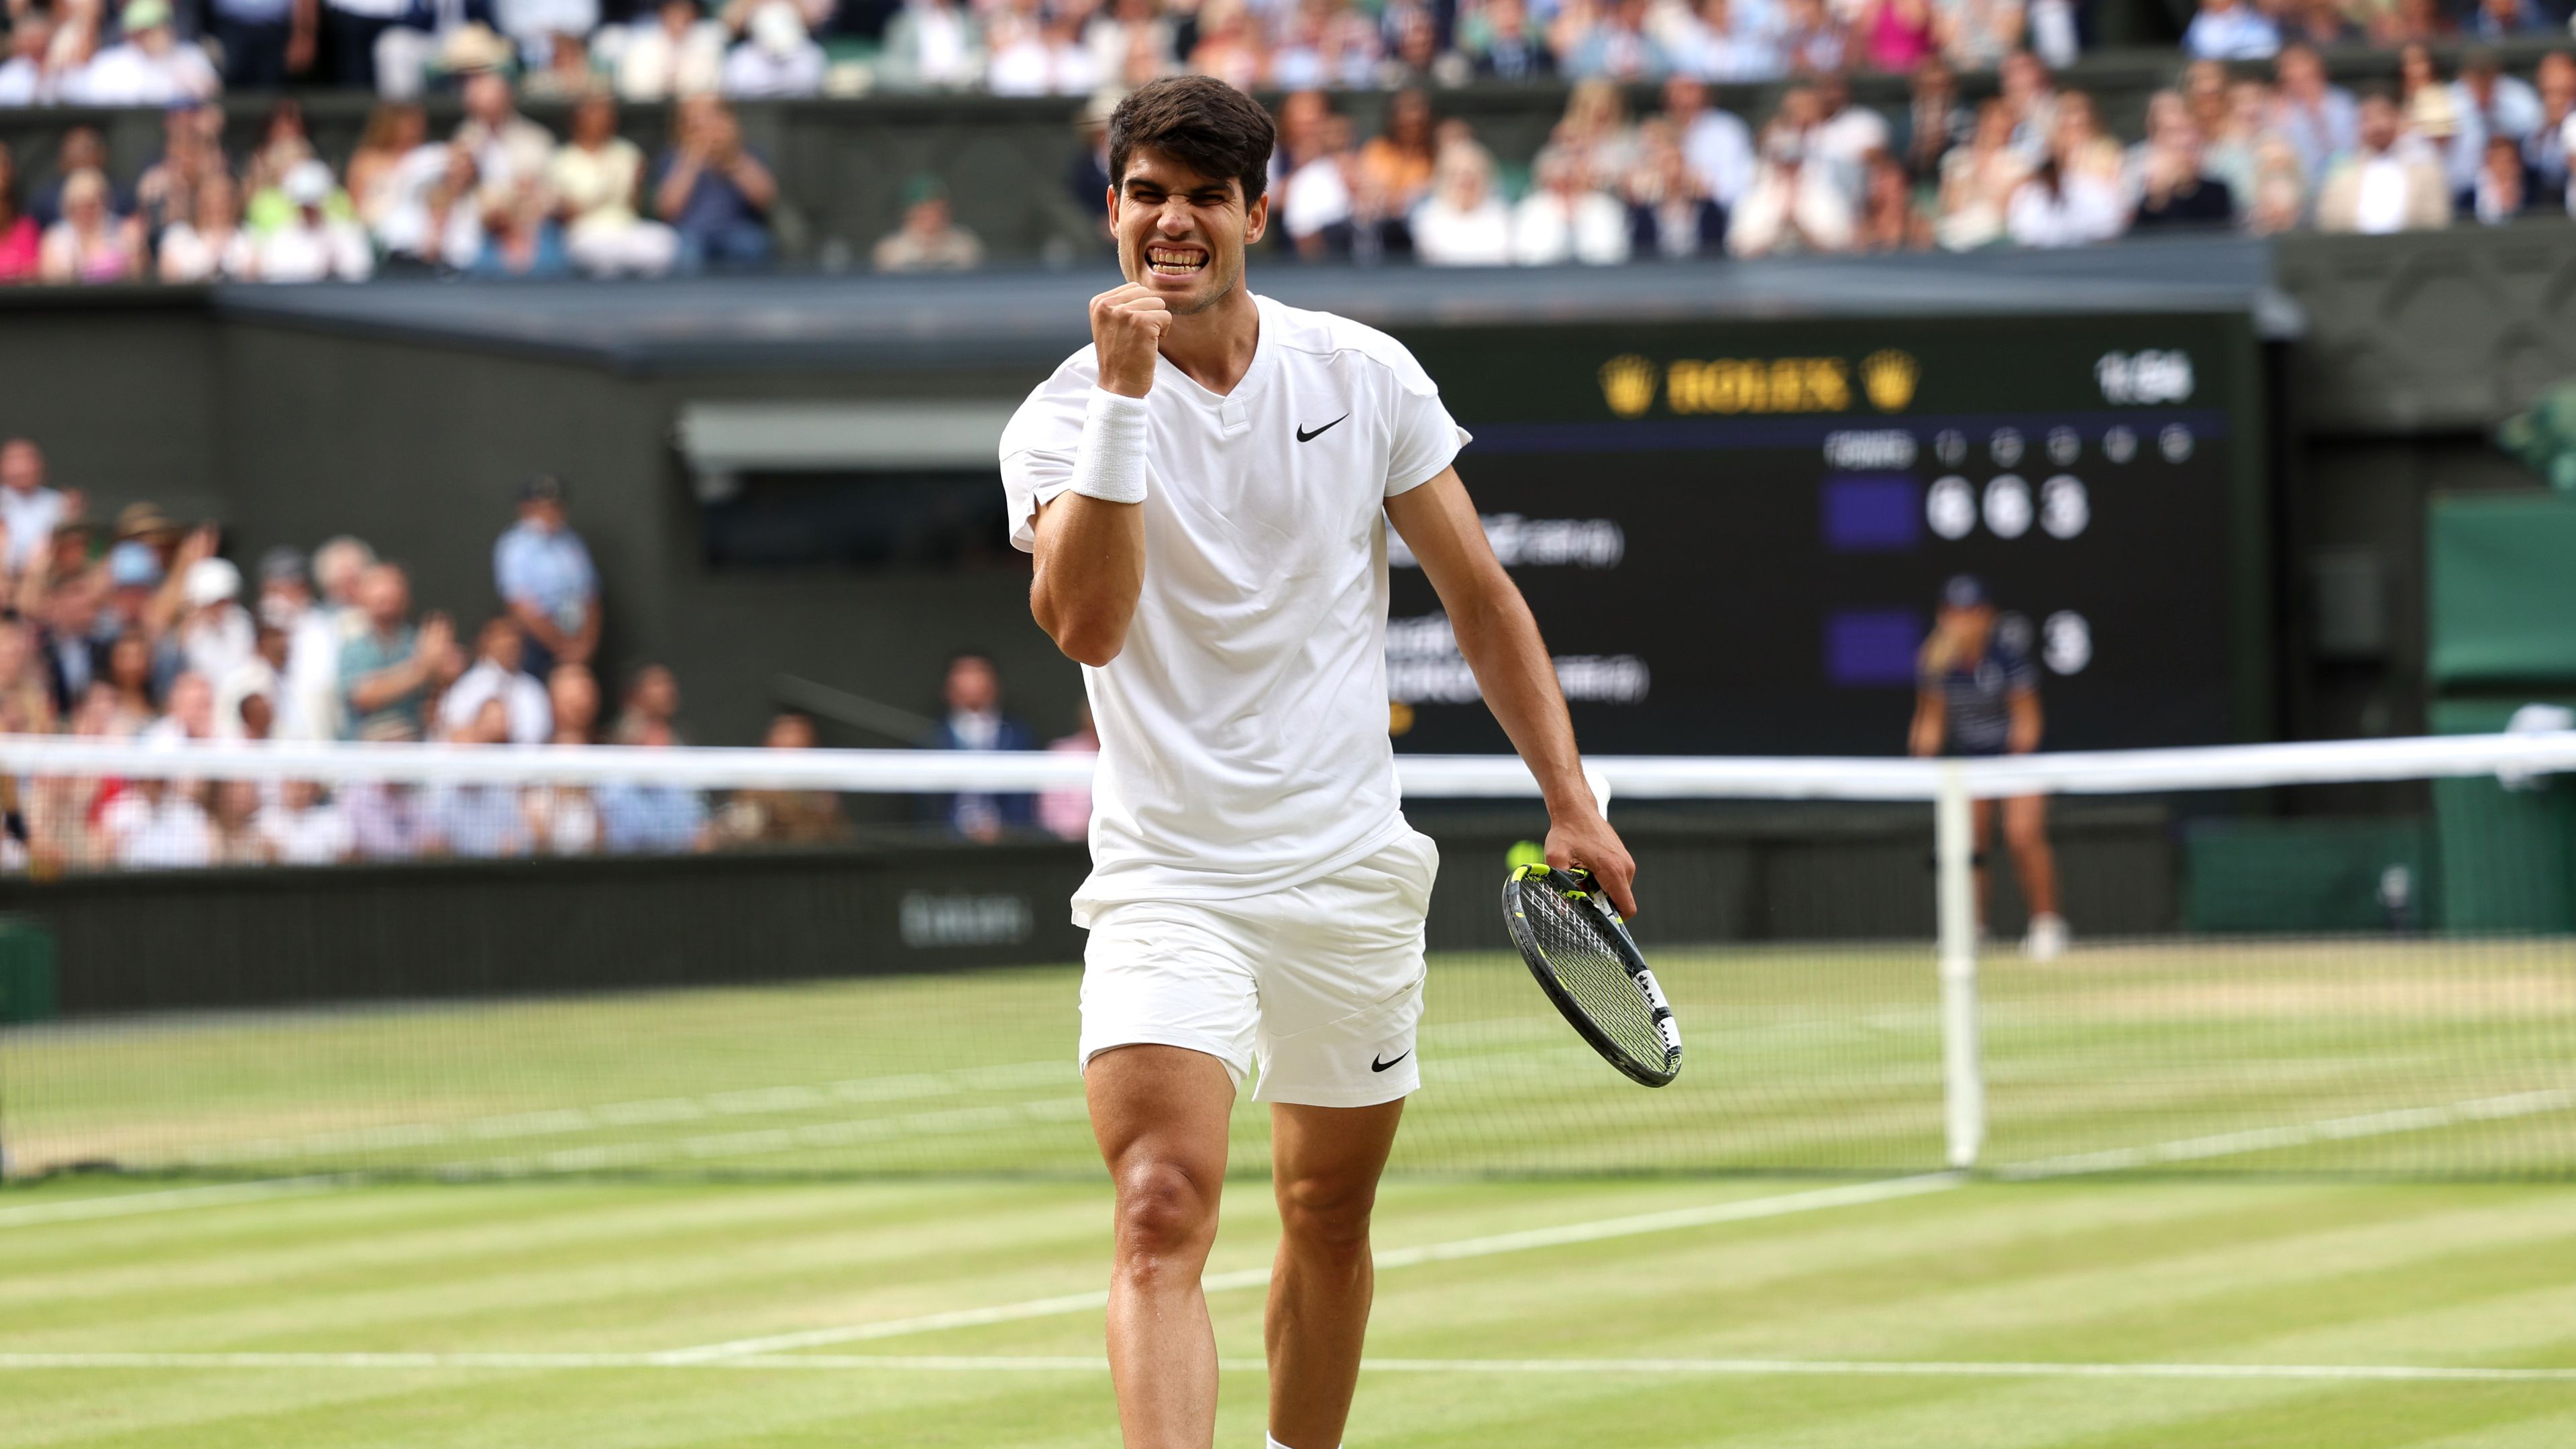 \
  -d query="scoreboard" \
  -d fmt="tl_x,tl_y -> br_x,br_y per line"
1387,312 -> 2267,757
